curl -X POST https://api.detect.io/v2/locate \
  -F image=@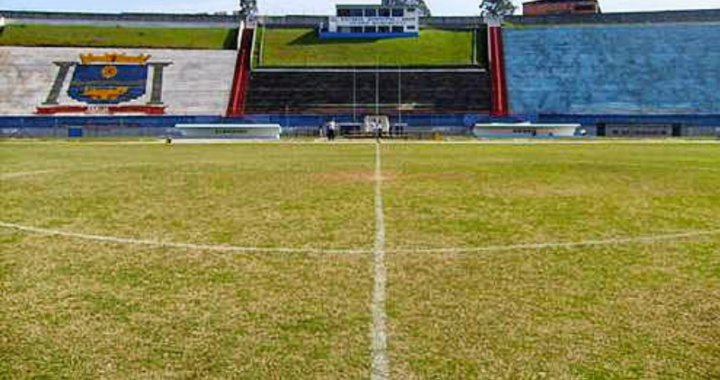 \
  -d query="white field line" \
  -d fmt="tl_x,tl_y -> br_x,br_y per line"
371,143 -> 390,380
0,170 -> 55,180
0,164 -> 179,182
4,219 -> 718,257
4,219 -> 718,256
388,229 -> 720,255
558,160 -> 720,173
0,165 -> 376,255
0,221 -> 370,255
0,162 -> 262,181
